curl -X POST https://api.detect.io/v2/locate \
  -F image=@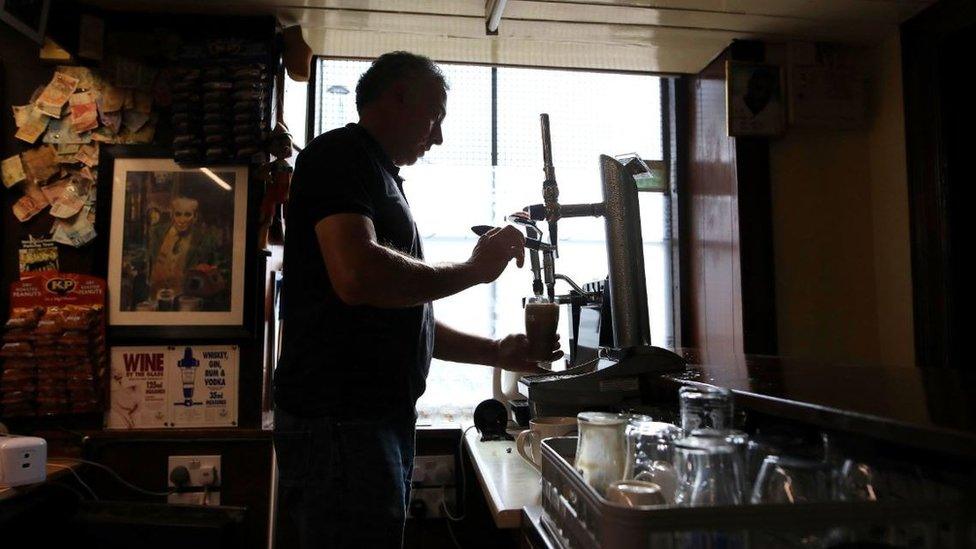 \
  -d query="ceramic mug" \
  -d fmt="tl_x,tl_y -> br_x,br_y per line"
515,416 -> 577,471
606,479 -> 667,508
